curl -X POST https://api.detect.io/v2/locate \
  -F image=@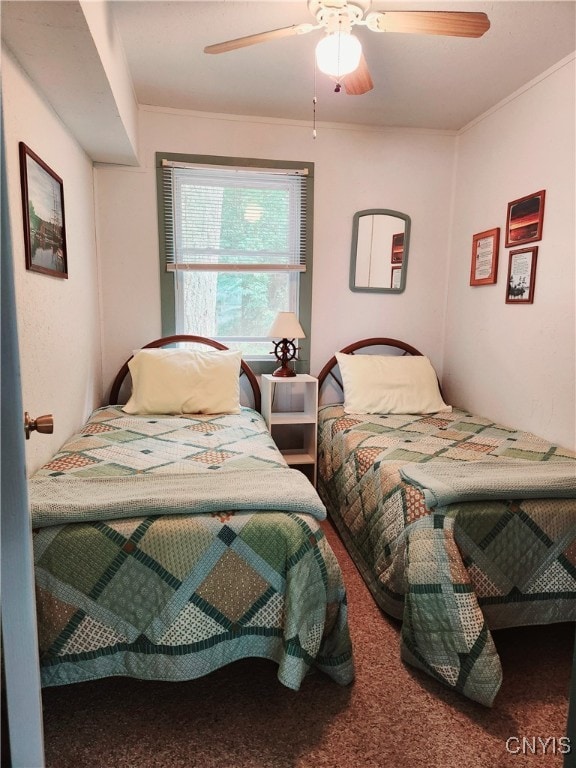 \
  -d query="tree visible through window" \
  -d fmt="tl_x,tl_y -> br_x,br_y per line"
158,154 -> 313,368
